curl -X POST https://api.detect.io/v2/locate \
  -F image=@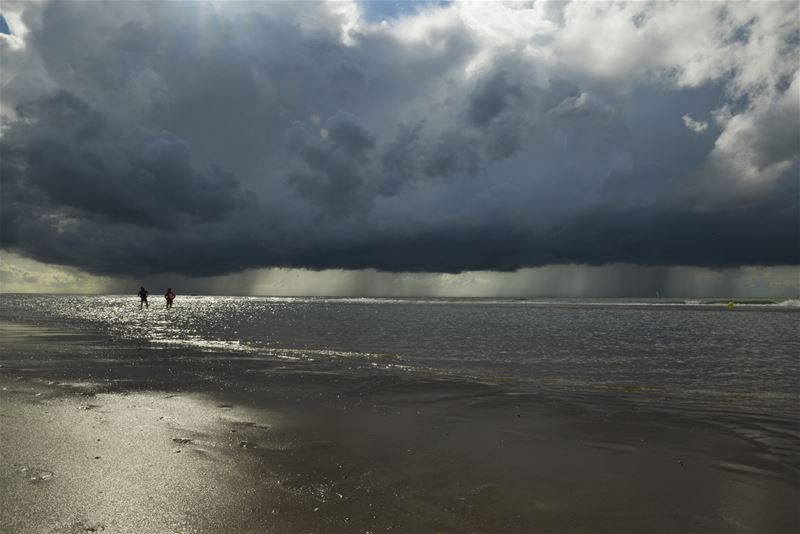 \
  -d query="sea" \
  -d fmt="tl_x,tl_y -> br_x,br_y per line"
1,294 -> 798,419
